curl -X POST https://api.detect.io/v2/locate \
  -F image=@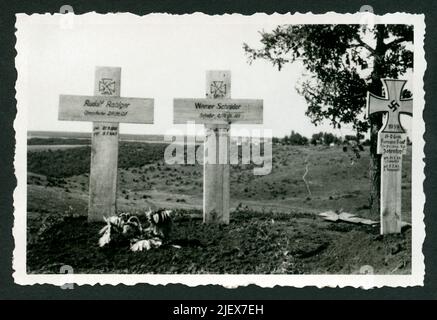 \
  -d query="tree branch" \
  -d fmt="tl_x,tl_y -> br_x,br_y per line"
385,37 -> 410,49
352,36 -> 375,54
